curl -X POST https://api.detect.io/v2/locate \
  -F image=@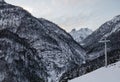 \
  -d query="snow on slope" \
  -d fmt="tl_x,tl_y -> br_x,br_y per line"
70,28 -> 92,43
69,61 -> 120,82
